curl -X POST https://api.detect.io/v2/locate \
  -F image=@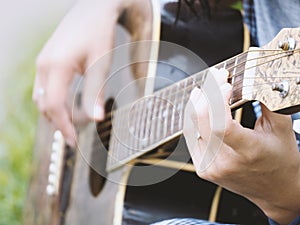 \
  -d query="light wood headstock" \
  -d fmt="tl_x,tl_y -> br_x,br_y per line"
243,28 -> 300,114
